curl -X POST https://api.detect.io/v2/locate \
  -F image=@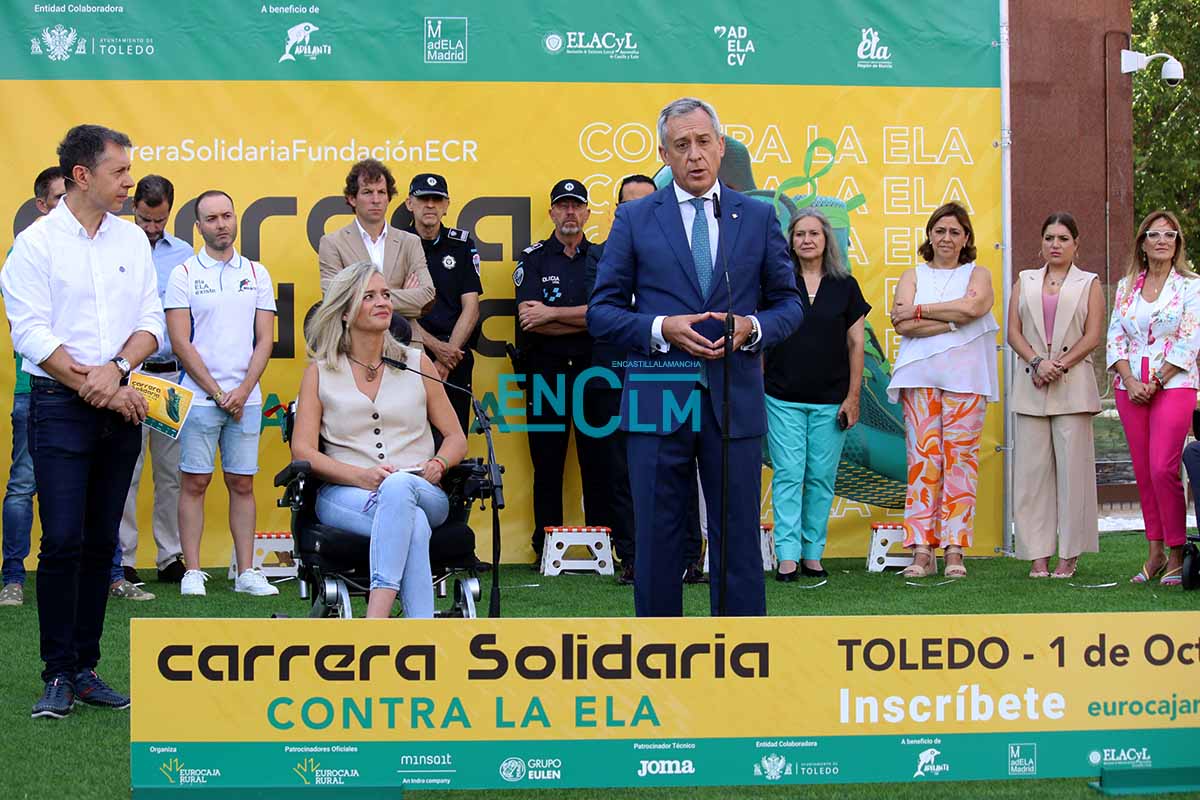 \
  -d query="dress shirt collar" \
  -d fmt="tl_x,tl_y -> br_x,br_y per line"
55,195 -> 112,239
673,180 -> 721,205
355,218 -> 388,245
